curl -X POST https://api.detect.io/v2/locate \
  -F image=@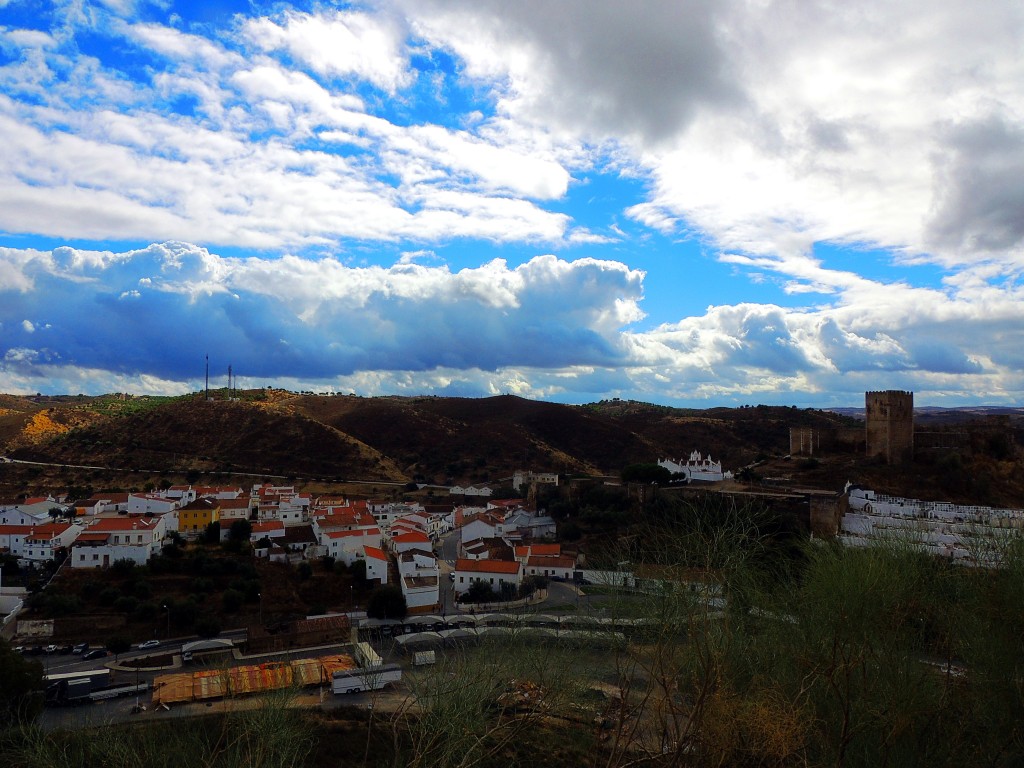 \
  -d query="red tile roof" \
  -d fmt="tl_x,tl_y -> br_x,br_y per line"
455,558 -> 520,575
89,517 -> 159,532
363,545 -> 388,561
